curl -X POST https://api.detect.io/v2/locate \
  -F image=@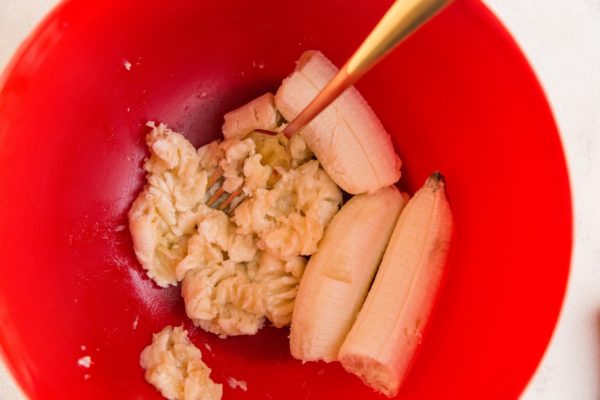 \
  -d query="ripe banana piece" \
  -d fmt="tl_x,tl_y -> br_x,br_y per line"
222,93 -> 280,139
290,186 -> 408,362
339,172 -> 453,397
274,51 -> 401,195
